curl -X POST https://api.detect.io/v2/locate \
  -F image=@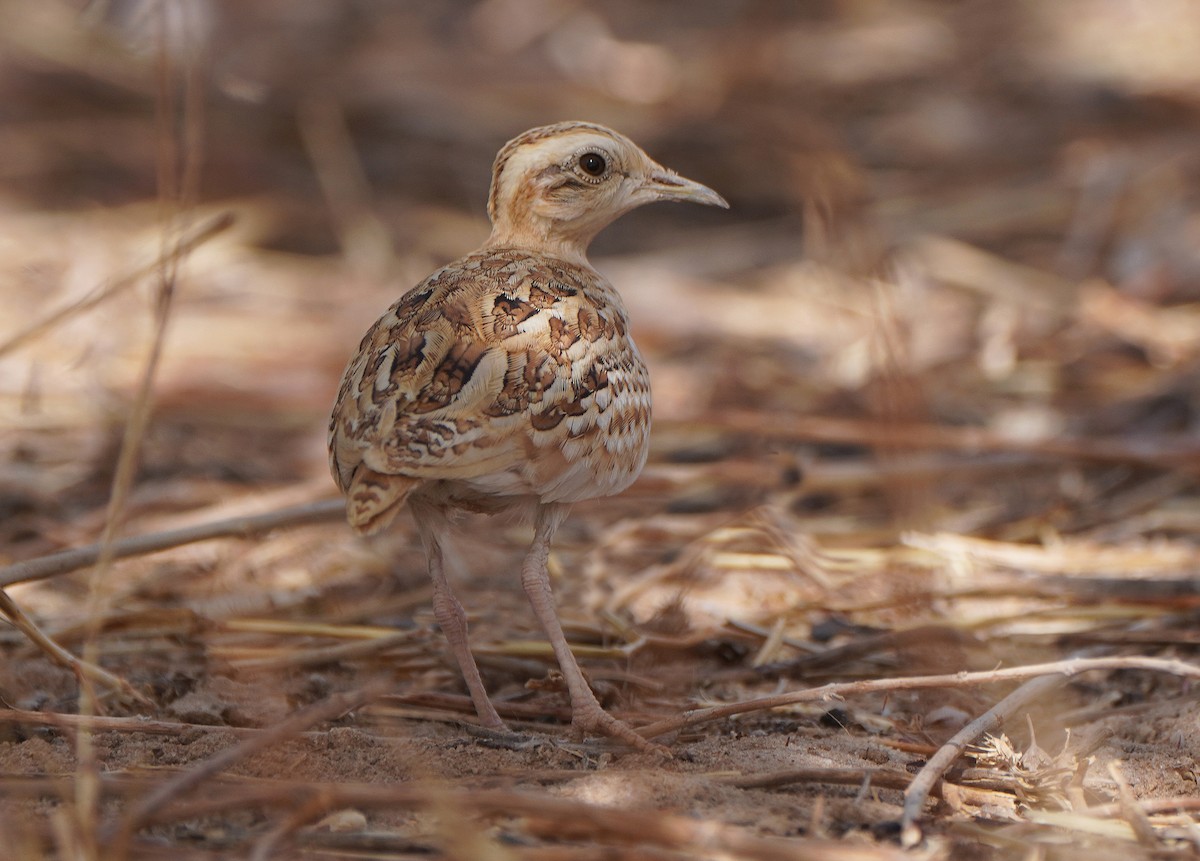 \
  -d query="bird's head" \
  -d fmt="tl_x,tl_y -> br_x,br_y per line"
484,121 -> 727,262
